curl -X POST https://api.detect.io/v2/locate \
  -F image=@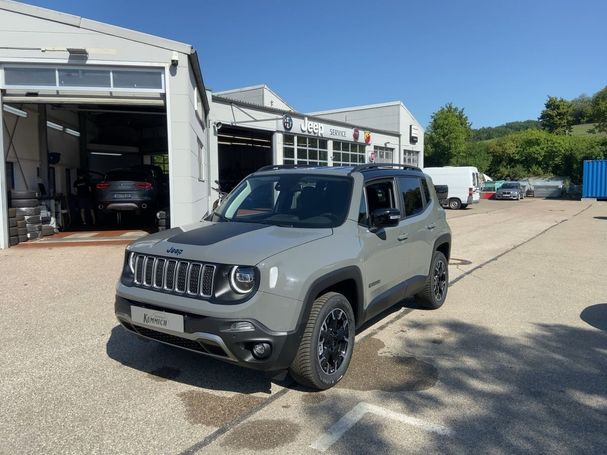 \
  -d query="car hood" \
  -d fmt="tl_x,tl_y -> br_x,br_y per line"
128,221 -> 333,265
